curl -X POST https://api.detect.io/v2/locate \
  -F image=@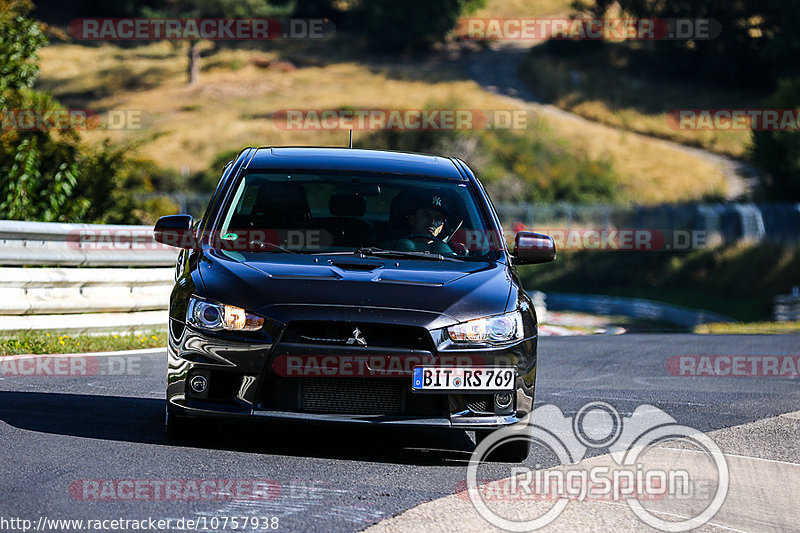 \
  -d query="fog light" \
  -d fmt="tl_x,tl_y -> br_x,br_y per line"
495,392 -> 513,409
189,375 -> 208,393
